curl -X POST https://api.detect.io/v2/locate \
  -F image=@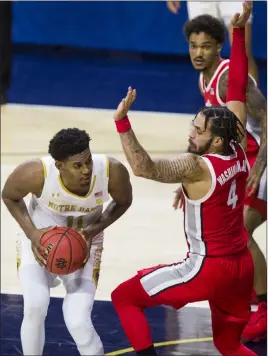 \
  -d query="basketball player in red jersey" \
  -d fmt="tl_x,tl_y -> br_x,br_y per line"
173,7 -> 267,342
111,3 -> 256,355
